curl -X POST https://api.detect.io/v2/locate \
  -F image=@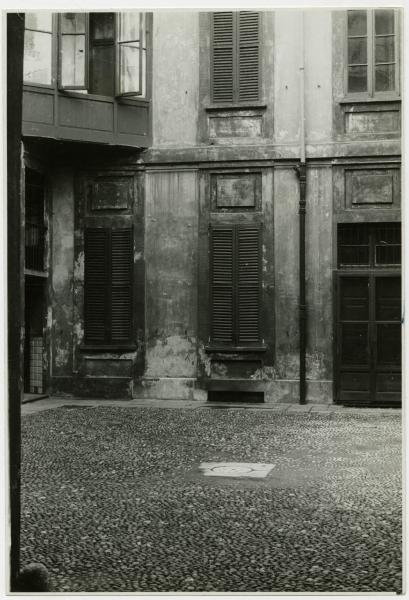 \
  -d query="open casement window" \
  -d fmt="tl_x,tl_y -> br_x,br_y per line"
23,12 -> 53,85
346,9 -> 399,98
84,227 -> 133,345
58,12 -> 147,97
210,224 -> 262,346
211,11 -> 260,104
